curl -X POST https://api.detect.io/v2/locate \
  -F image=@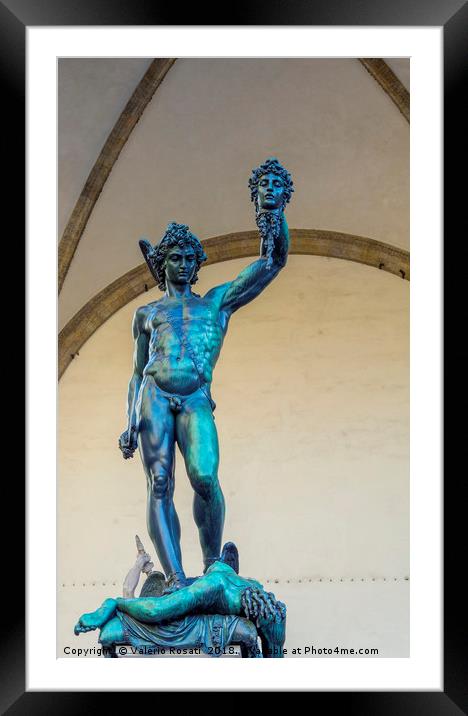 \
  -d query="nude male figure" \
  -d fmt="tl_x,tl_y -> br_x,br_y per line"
118,159 -> 294,590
